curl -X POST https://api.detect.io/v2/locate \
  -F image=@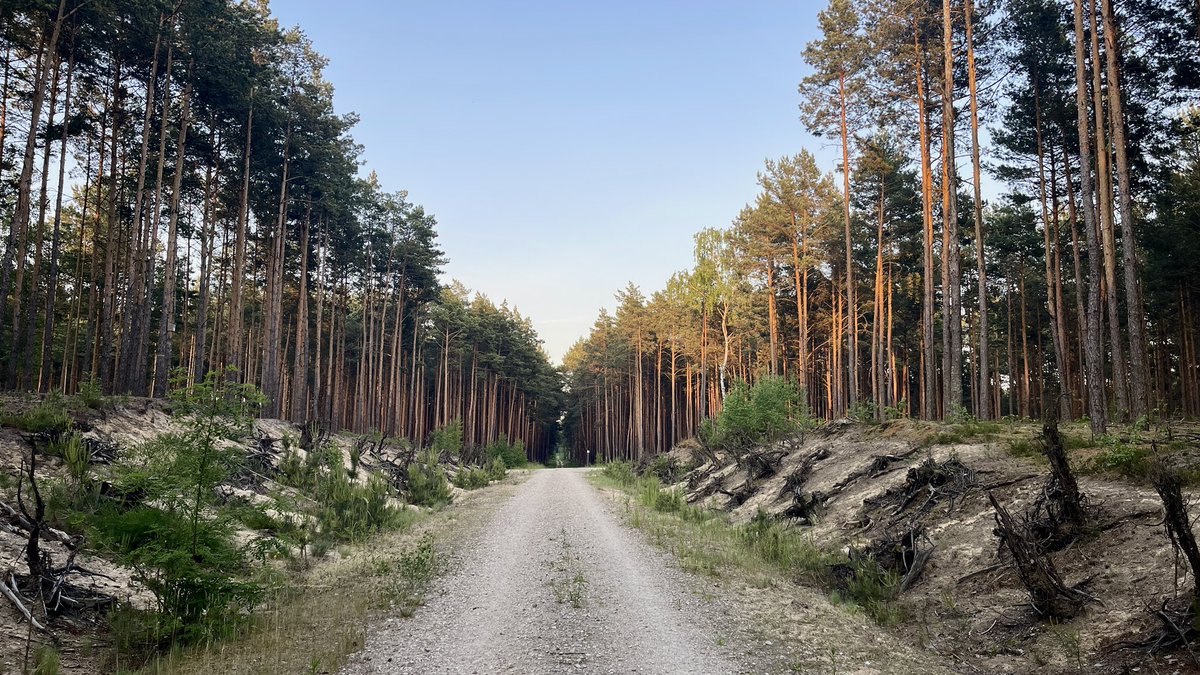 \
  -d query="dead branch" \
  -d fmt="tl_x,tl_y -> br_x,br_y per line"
0,500 -> 77,548
0,572 -> 46,633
